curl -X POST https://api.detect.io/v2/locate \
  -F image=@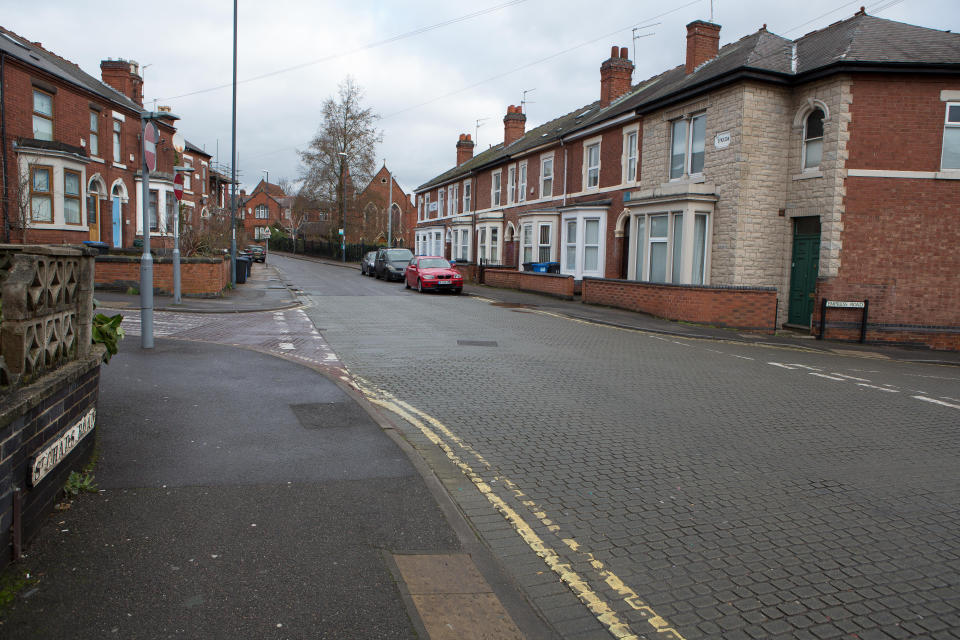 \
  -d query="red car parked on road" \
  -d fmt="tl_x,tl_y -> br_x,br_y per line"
404,256 -> 463,294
